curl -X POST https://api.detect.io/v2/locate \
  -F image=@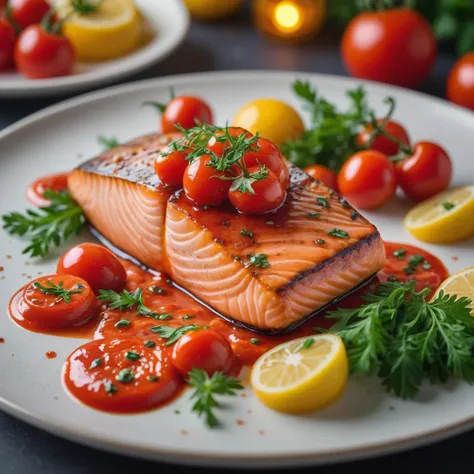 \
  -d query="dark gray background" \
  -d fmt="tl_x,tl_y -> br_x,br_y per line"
1,6 -> 472,474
